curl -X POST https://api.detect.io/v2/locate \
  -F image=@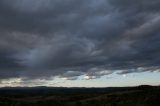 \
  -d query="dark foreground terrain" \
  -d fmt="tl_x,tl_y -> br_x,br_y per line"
0,85 -> 160,106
